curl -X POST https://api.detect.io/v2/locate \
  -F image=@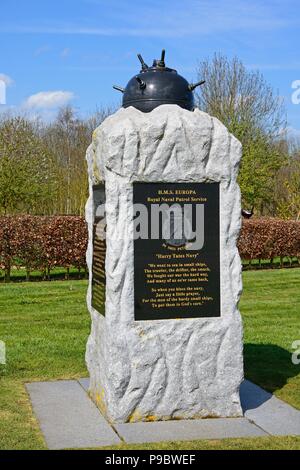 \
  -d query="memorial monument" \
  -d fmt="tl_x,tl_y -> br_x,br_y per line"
85,51 -> 244,423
